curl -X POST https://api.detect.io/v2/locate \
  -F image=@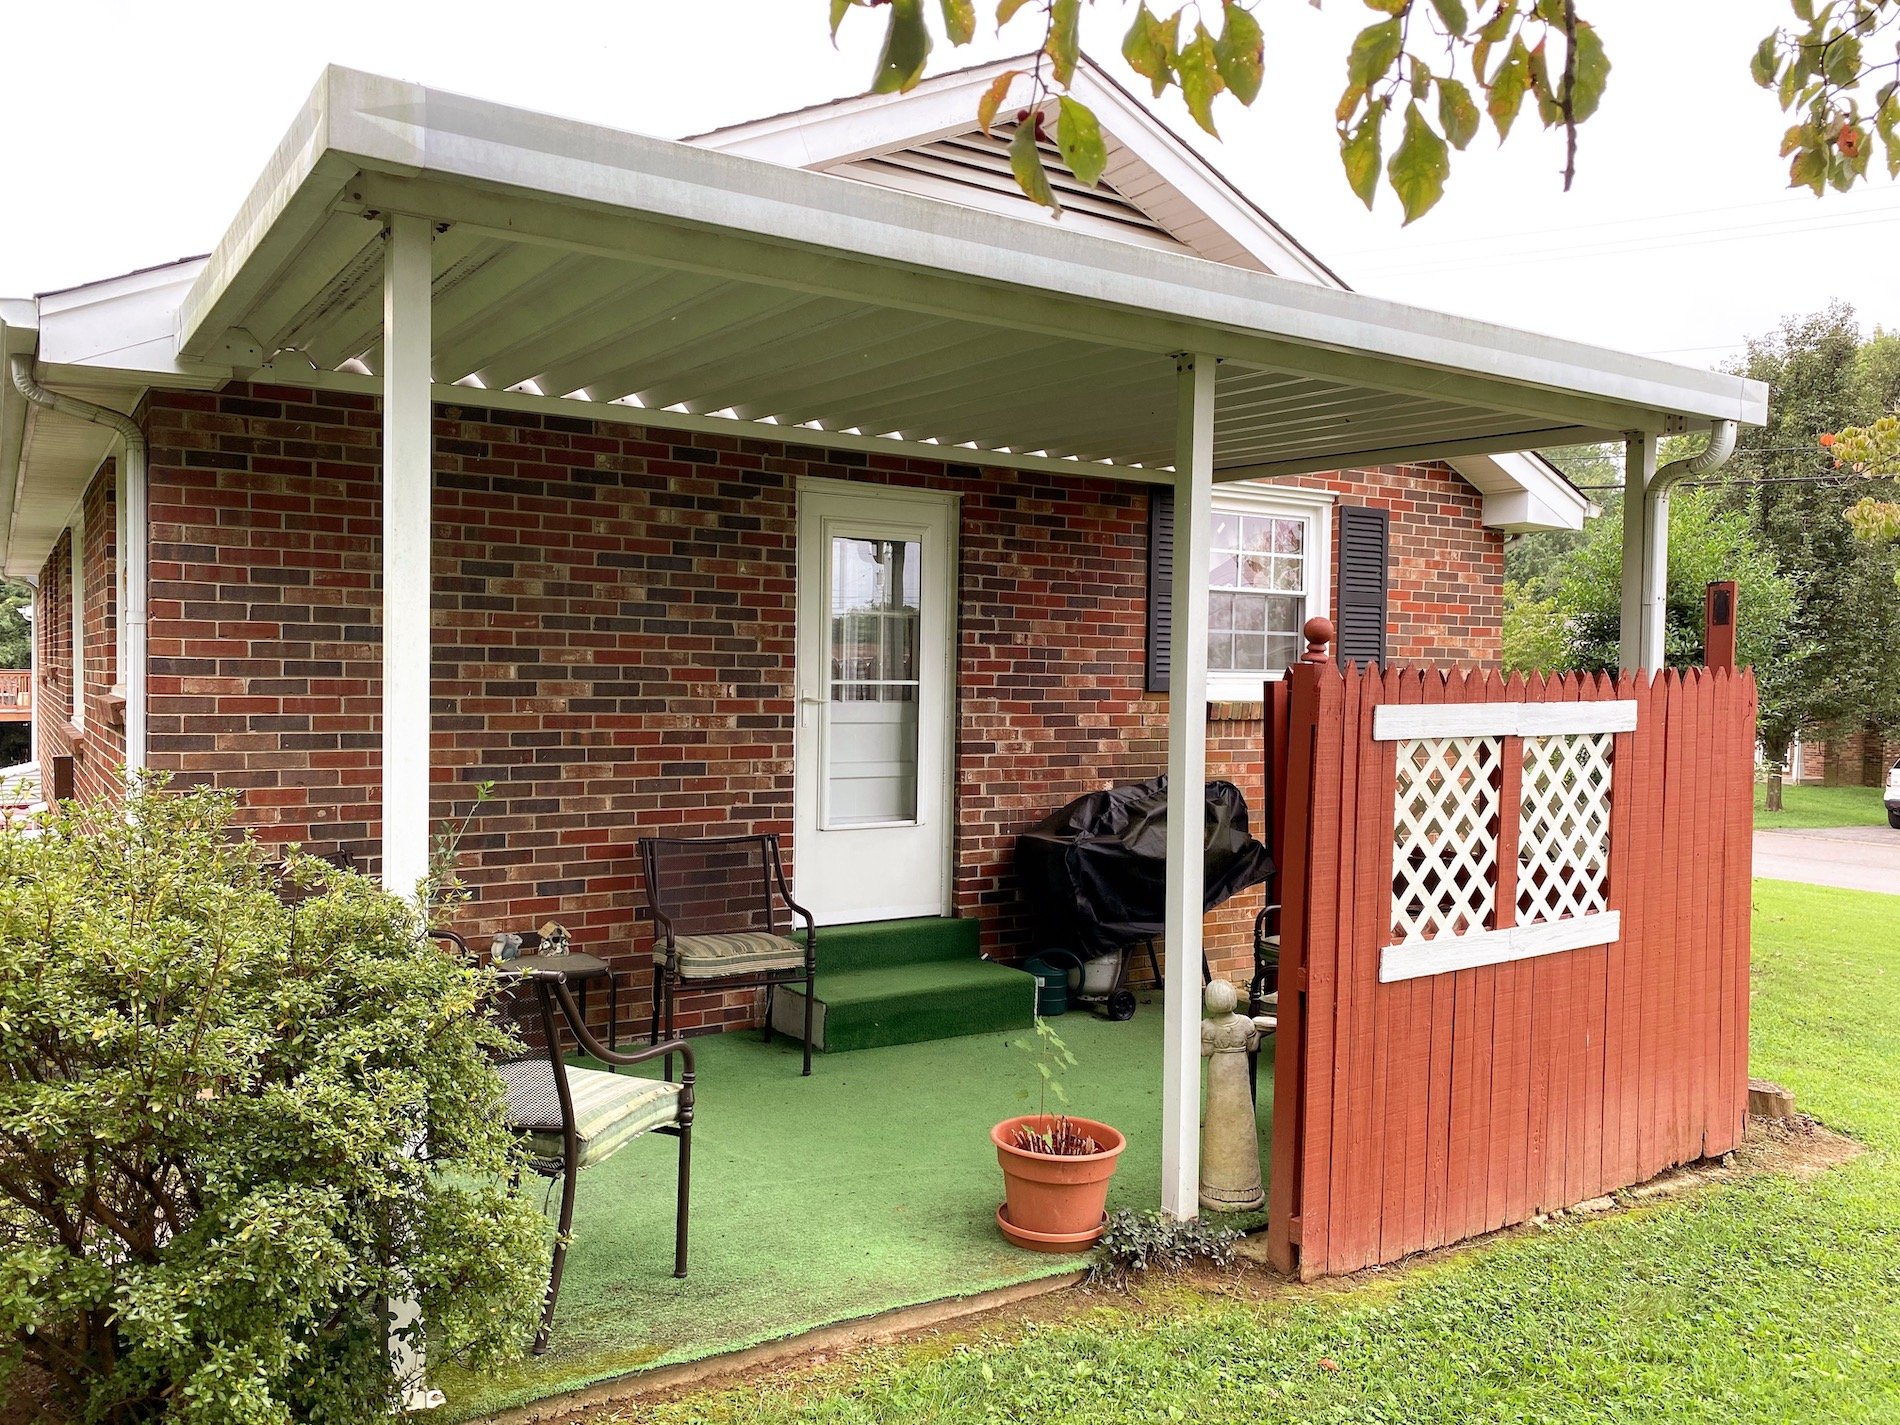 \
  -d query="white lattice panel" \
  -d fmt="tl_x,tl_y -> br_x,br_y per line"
1517,733 -> 1614,926
1391,736 -> 1501,944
